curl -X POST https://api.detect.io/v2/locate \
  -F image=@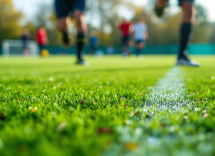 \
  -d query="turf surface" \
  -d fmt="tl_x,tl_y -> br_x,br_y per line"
0,56 -> 215,156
